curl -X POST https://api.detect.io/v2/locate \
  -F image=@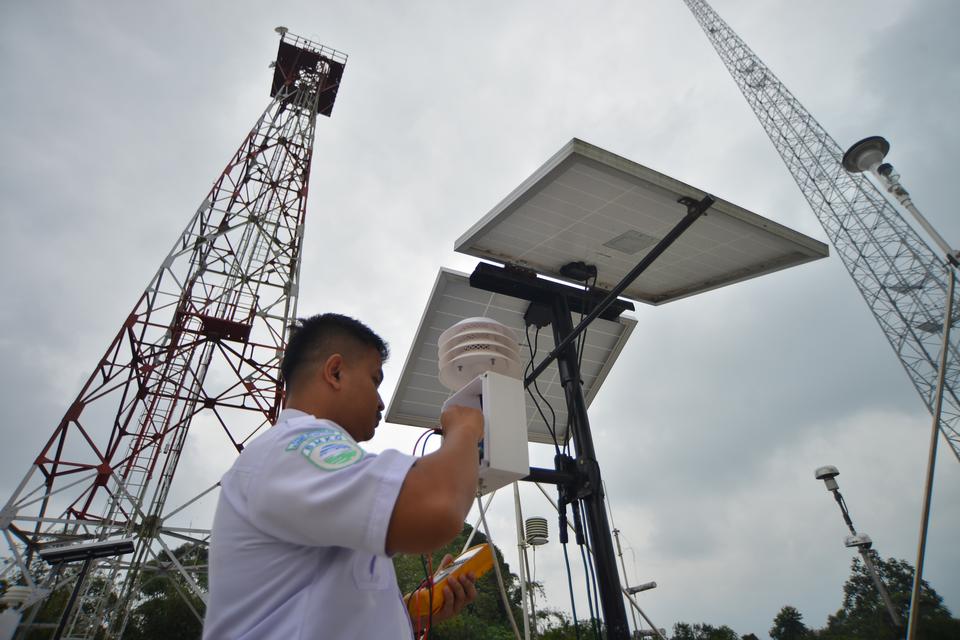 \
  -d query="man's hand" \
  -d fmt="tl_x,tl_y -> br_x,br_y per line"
409,554 -> 479,632
439,405 -> 484,444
